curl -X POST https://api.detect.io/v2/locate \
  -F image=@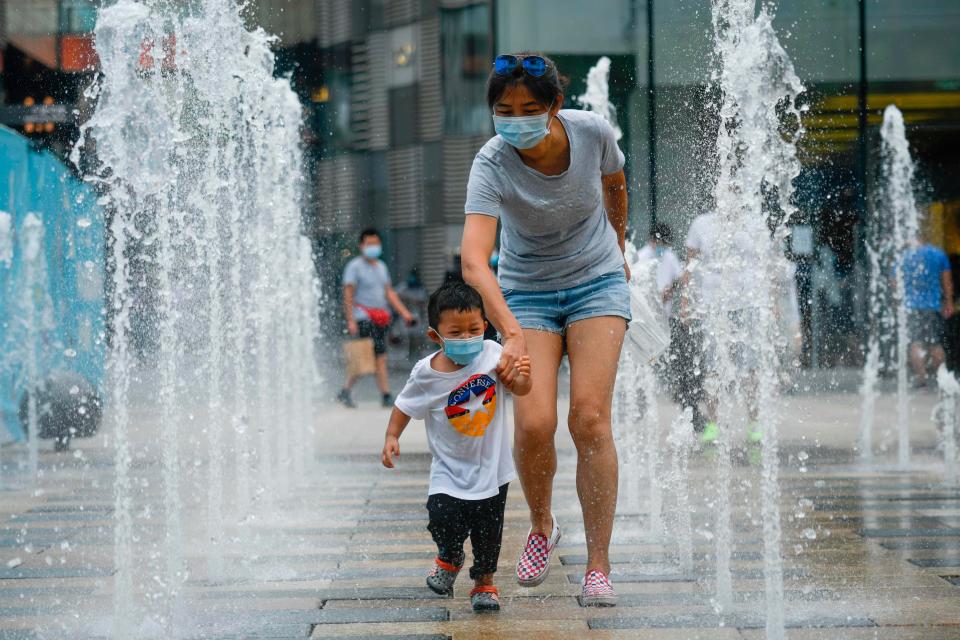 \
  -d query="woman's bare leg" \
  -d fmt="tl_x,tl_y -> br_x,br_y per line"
513,329 -> 564,535
565,317 -> 625,575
